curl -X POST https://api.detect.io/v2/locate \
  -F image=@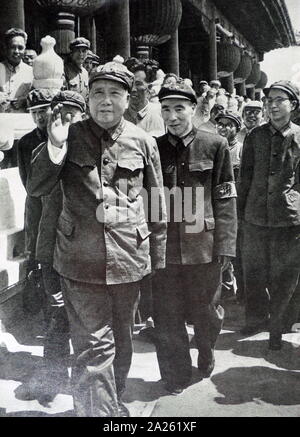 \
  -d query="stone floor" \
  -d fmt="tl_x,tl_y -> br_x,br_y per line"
0,300 -> 299,417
